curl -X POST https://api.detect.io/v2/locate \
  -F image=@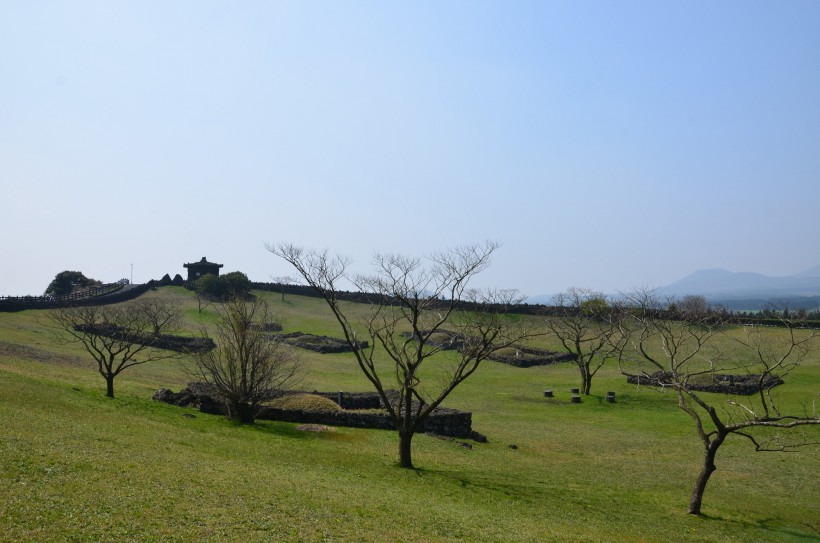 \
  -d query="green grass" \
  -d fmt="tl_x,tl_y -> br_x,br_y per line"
1,287 -> 818,542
